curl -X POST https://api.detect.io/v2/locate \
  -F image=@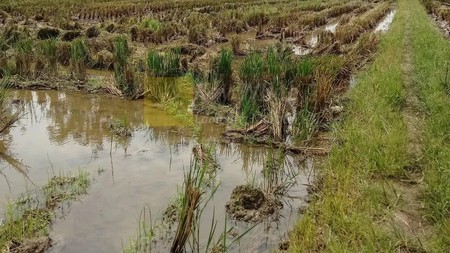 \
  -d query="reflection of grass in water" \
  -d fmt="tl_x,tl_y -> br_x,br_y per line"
0,78 -> 27,186
144,75 -> 198,133
145,50 -> 184,103
144,77 -> 179,104
0,78 -> 23,135
109,117 -> 132,138
0,171 -> 89,251
262,148 -> 298,197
